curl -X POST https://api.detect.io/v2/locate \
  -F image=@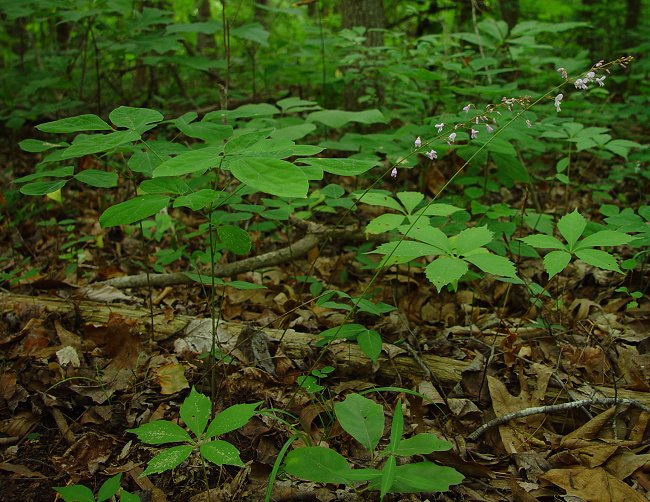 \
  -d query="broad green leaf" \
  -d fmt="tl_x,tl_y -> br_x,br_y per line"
380,455 -> 397,500
142,445 -> 193,475
604,139 -> 642,159
544,249 -> 572,278
276,97 -> 320,112
127,420 -> 192,445
557,210 -> 586,251
366,214 -> 405,234
398,225 -> 451,253
519,234 -> 566,250
378,462 -> 464,493
357,329 -> 382,363
173,189 -> 224,211
300,158 -> 379,176
307,109 -> 386,128
224,130 -> 277,155
425,256 -> 468,292
285,447 -> 351,484
574,230 -> 634,250
454,226 -> 493,255
271,123 -> 317,141
575,248 -> 622,273
20,180 -> 68,195
231,22 -> 269,46
180,387 -> 211,438
372,241 -> 441,262
318,324 -> 367,341
141,178 -> 190,195
60,130 -> 140,159
14,166 -> 74,183
99,195 -> 169,228
120,491 -> 141,502
353,192 -> 403,212
334,394 -> 384,452
205,402 -> 260,437
392,434 -> 452,456
200,440 -> 244,467
37,114 -> 112,133
464,253 -> 518,278
19,139 -> 66,153
210,104 -> 278,121
53,485 -> 95,502
414,203 -> 462,216
97,473 -> 122,502
229,158 -> 308,198
218,225 -> 251,255
183,273 -> 266,289
109,106 -> 163,133
74,169 -> 118,188
152,147 -> 222,177
396,191 -> 424,214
